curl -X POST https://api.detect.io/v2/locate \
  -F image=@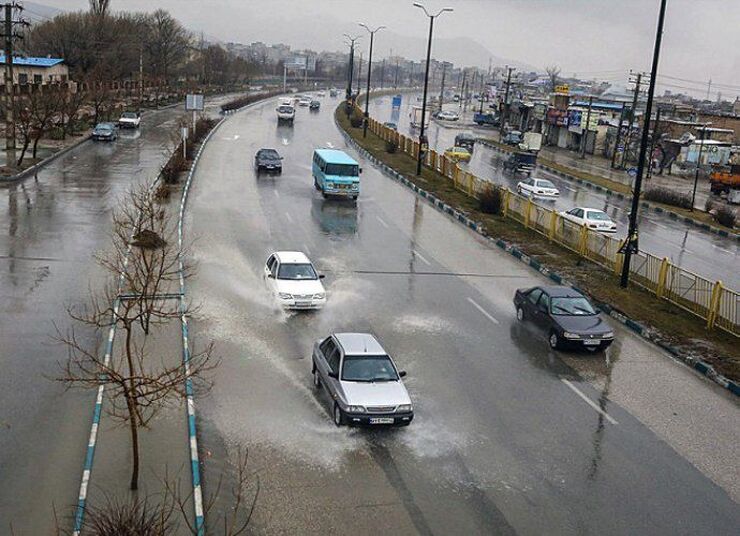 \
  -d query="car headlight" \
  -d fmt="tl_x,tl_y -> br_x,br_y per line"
278,293 -> 293,300
563,331 -> 581,339
602,331 -> 614,339
313,293 -> 325,300
396,404 -> 412,413
347,405 -> 365,413
325,182 -> 334,189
